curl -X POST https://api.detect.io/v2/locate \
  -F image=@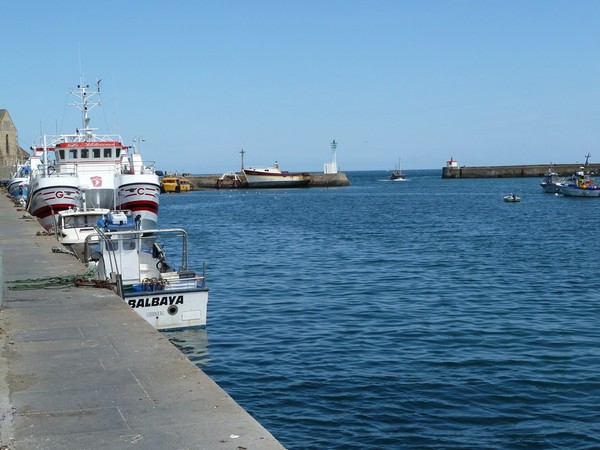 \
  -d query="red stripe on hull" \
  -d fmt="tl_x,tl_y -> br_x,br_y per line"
30,203 -> 78,219
118,201 -> 159,214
